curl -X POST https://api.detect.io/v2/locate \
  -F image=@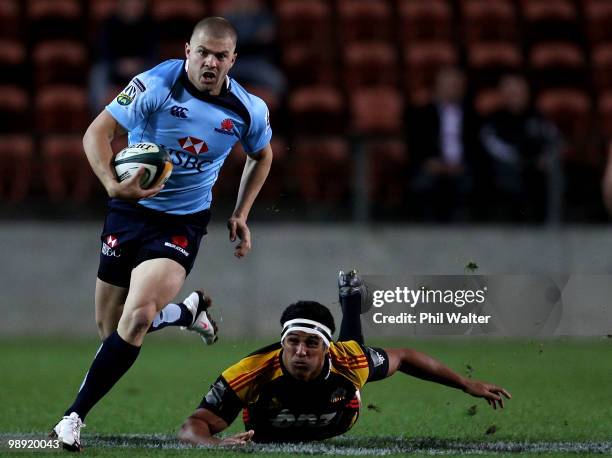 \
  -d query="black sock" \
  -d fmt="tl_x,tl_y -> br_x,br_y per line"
339,293 -> 364,344
64,331 -> 140,420
147,302 -> 193,333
